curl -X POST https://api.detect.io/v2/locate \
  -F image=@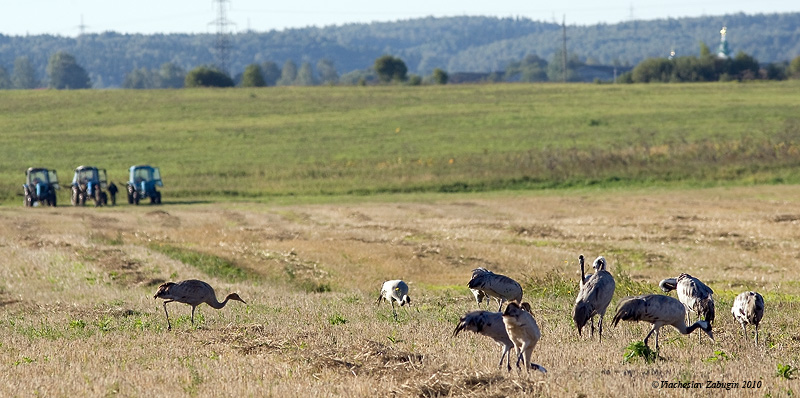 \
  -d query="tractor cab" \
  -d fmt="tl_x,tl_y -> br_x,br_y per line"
23,167 -> 60,207
71,166 -> 108,206
127,165 -> 163,204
